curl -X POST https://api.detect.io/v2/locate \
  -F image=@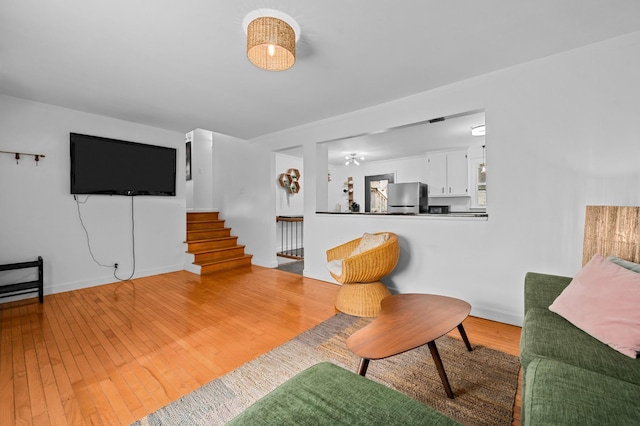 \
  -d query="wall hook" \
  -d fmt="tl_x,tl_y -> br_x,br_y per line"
1,150 -> 46,165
